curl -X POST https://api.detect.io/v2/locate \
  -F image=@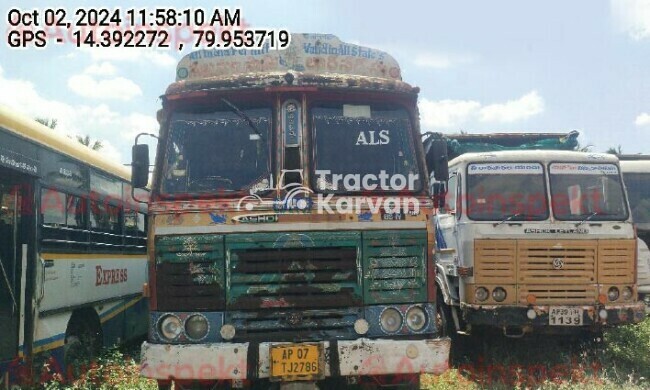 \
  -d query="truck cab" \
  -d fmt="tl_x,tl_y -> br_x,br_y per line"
433,150 -> 645,337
